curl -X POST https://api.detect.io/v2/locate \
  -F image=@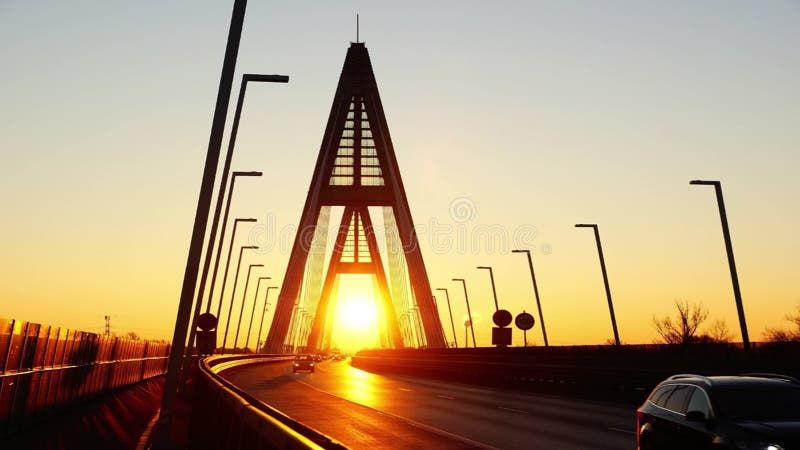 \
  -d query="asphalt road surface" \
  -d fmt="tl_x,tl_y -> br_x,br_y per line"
224,359 -> 636,450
